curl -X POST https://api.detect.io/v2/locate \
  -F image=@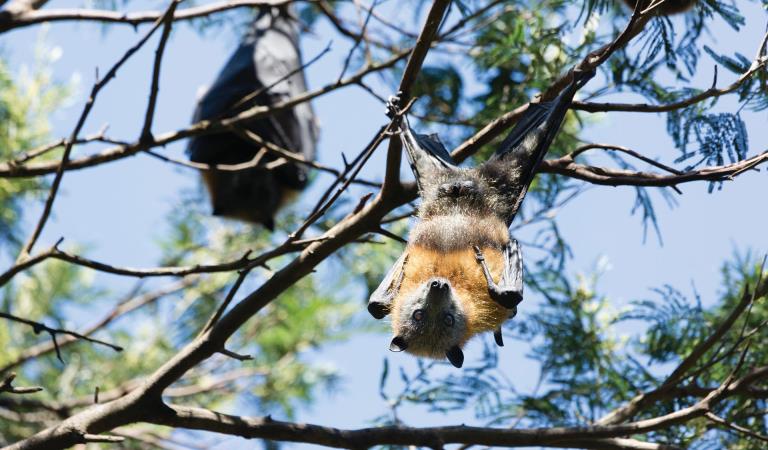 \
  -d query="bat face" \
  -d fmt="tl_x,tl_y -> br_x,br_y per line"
390,277 -> 468,364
